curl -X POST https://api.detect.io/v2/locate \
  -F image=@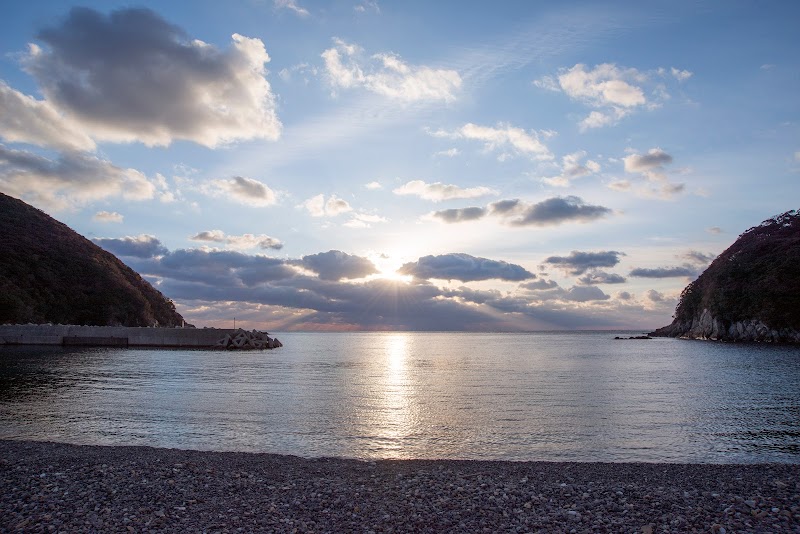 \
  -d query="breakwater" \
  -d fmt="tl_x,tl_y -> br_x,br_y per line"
0,325 -> 281,349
